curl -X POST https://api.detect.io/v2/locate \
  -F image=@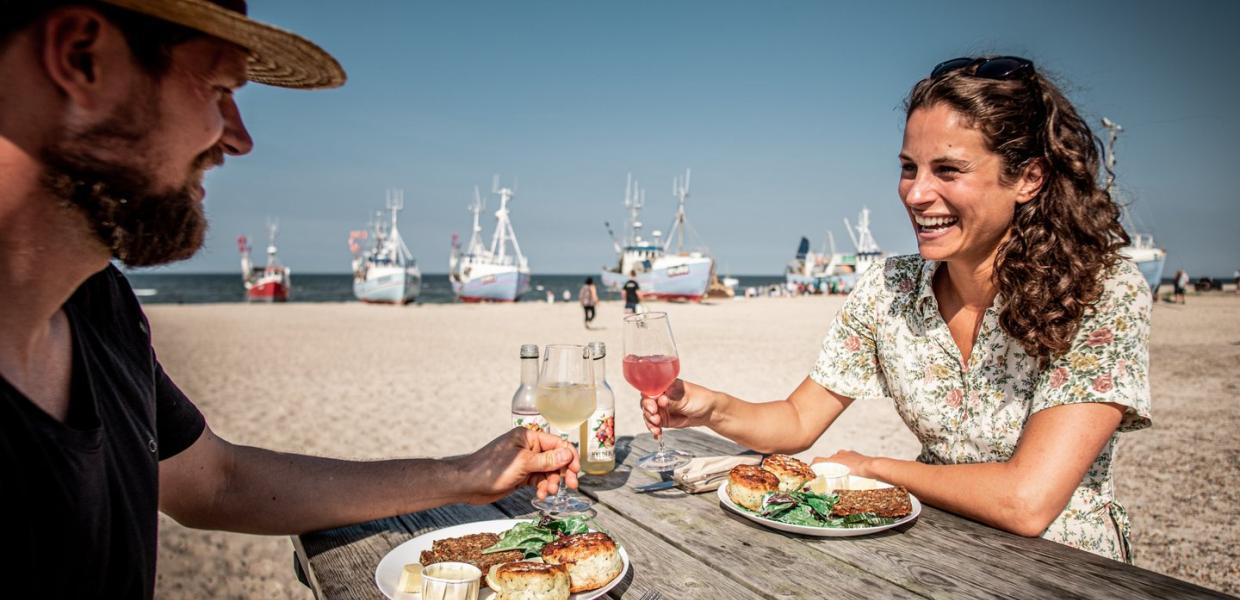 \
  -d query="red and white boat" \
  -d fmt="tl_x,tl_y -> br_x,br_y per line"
238,221 -> 291,302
